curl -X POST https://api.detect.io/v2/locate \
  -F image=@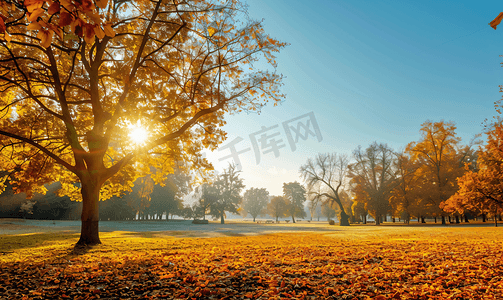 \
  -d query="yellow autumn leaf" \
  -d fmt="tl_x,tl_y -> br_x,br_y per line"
208,21 -> 217,36
489,12 -> 503,30
27,7 -> 45,22
103,23 -> 115,37
94,26 -> 105,39
85,11 -> 101,24
37,29 -> 53,48
96,0 -> 109,9
4,32 -> 10,42
24,0 -> 45,13
26,22 -> 42,31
